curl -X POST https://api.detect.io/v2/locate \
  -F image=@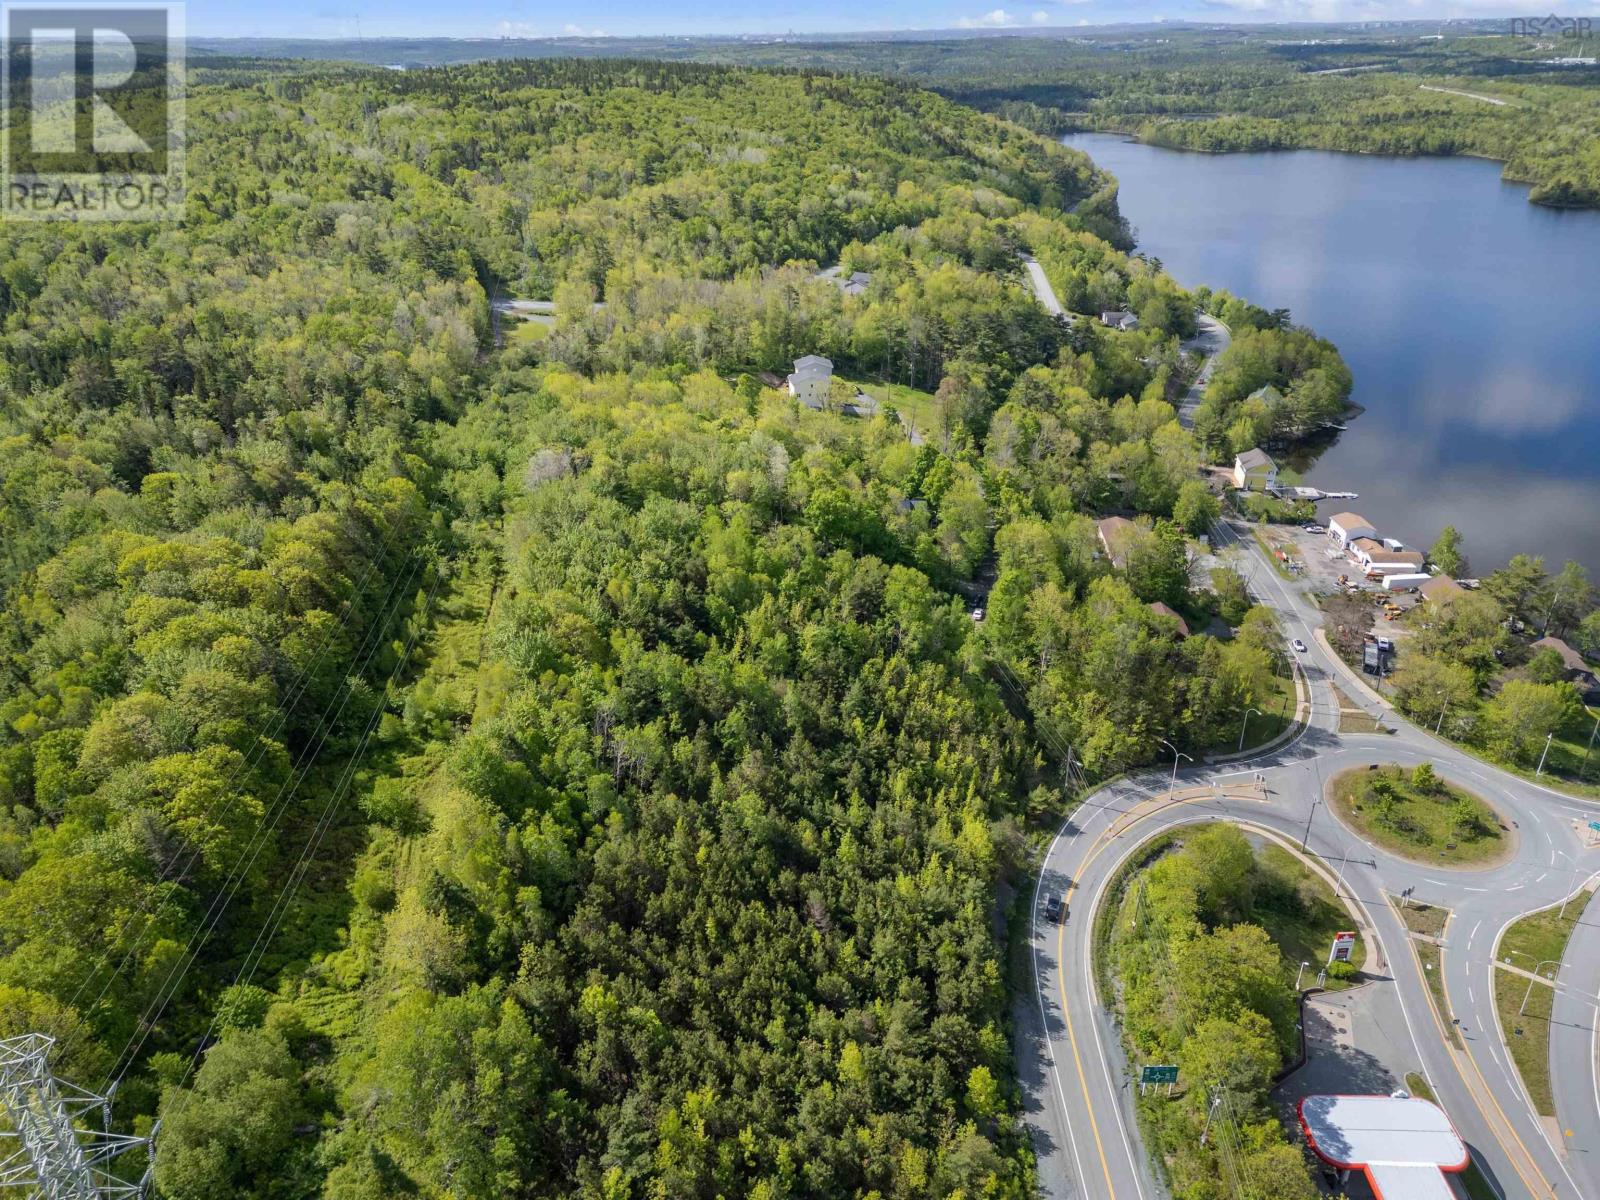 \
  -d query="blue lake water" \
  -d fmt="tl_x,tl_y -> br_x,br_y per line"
1063,132 -> 1600,577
